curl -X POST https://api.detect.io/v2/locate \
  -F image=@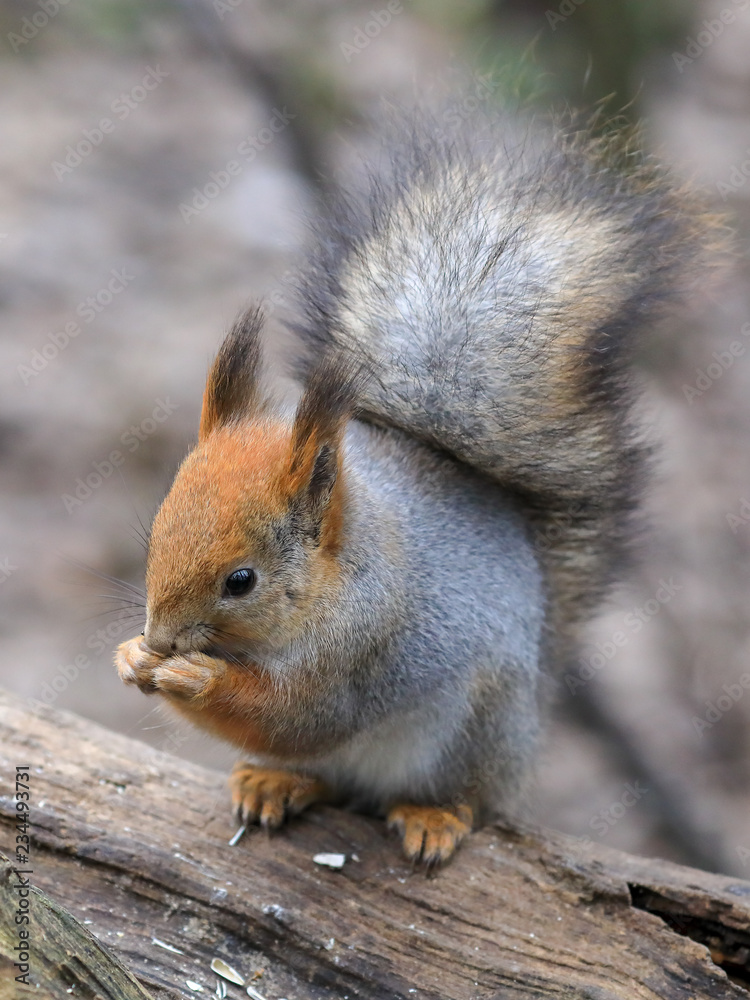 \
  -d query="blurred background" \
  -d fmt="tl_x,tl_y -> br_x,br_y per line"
1,0 -> 749,877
